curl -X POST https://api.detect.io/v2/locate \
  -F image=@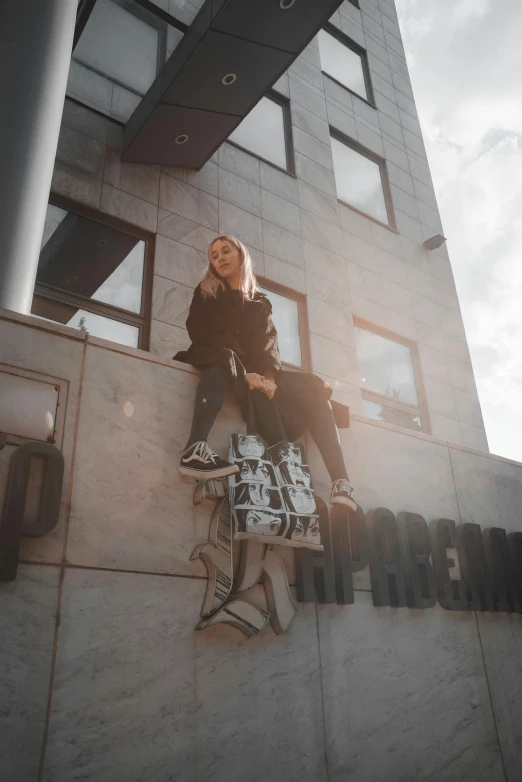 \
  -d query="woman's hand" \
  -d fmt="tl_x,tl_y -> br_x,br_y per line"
245,372 -> 265,391
260,379 -> 277,400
